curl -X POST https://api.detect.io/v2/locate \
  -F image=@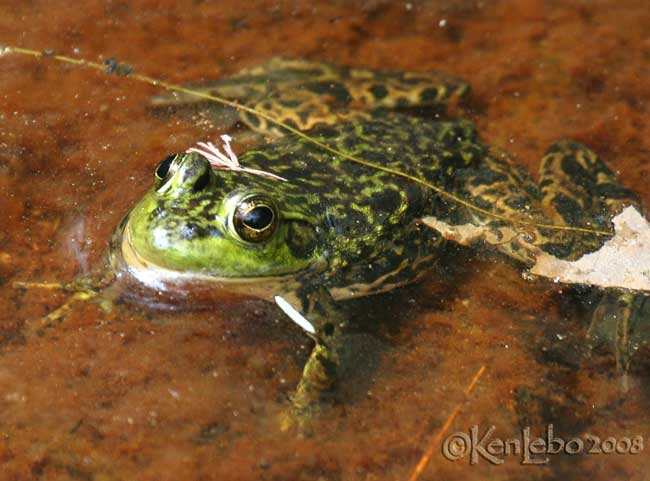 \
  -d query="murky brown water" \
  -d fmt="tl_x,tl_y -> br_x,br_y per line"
1,1 -> 650,480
